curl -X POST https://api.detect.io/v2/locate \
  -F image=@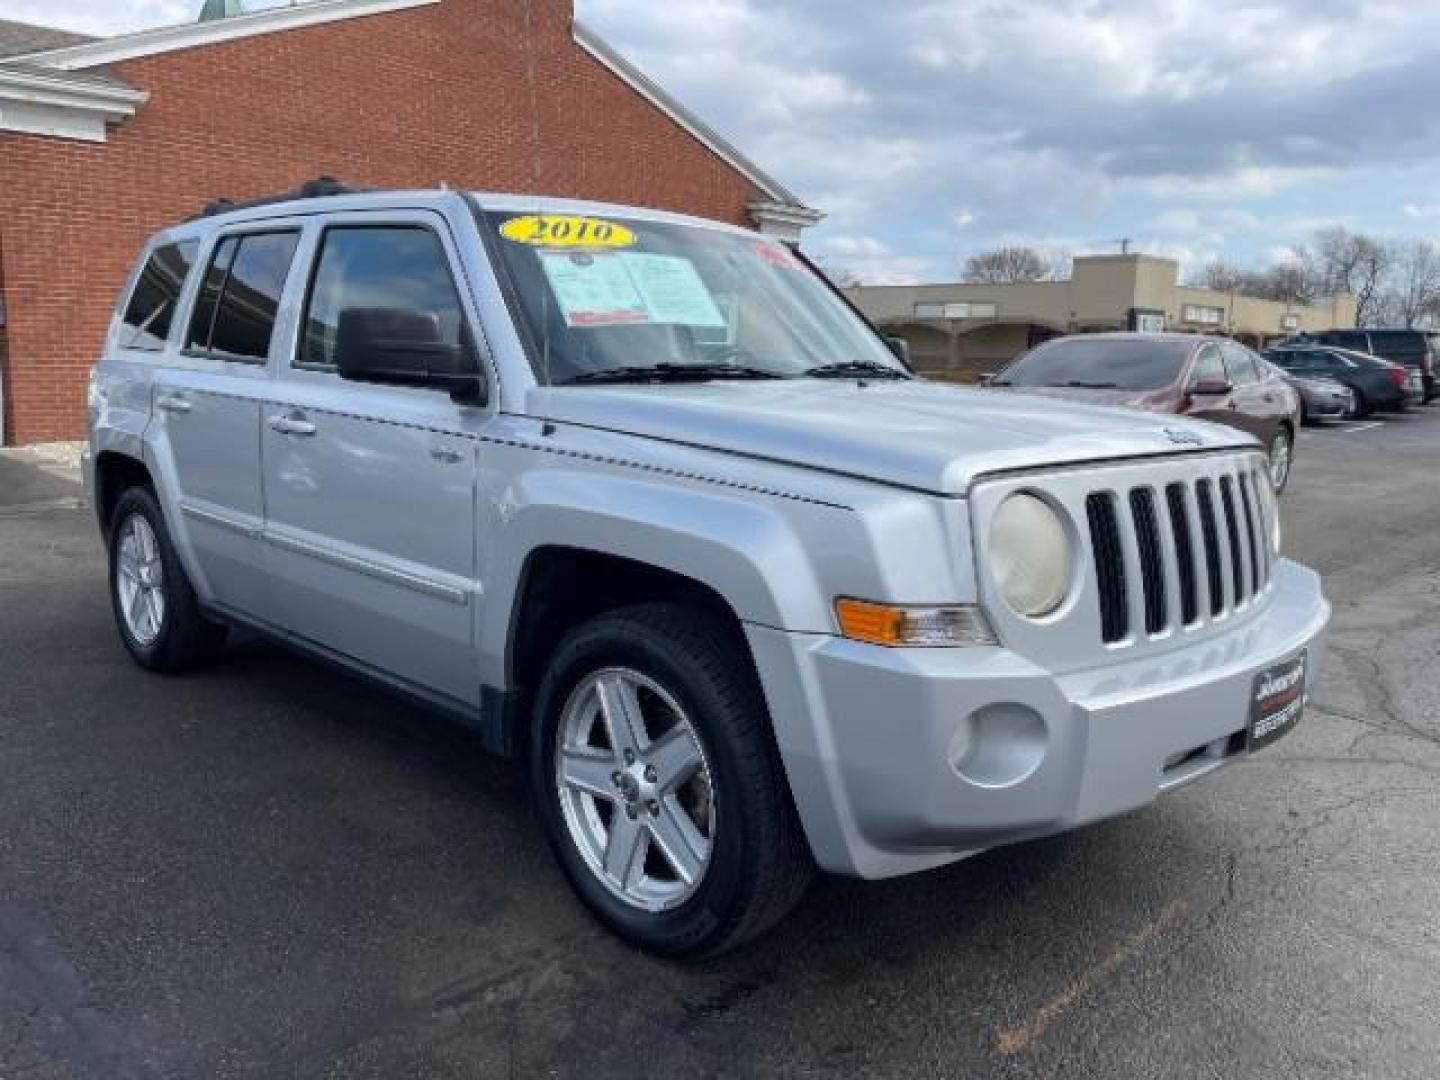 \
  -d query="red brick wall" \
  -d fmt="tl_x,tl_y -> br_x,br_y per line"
0,0 -> 761,443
